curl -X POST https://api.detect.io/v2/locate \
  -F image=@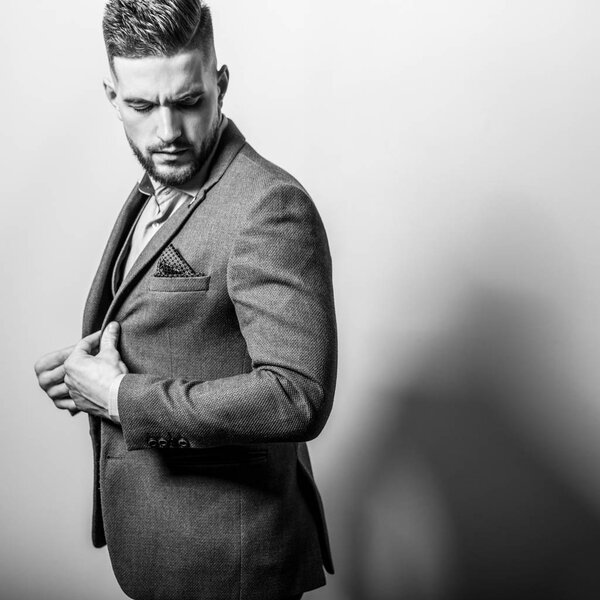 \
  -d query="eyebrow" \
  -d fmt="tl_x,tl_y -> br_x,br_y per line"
123,89 -> 205,104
